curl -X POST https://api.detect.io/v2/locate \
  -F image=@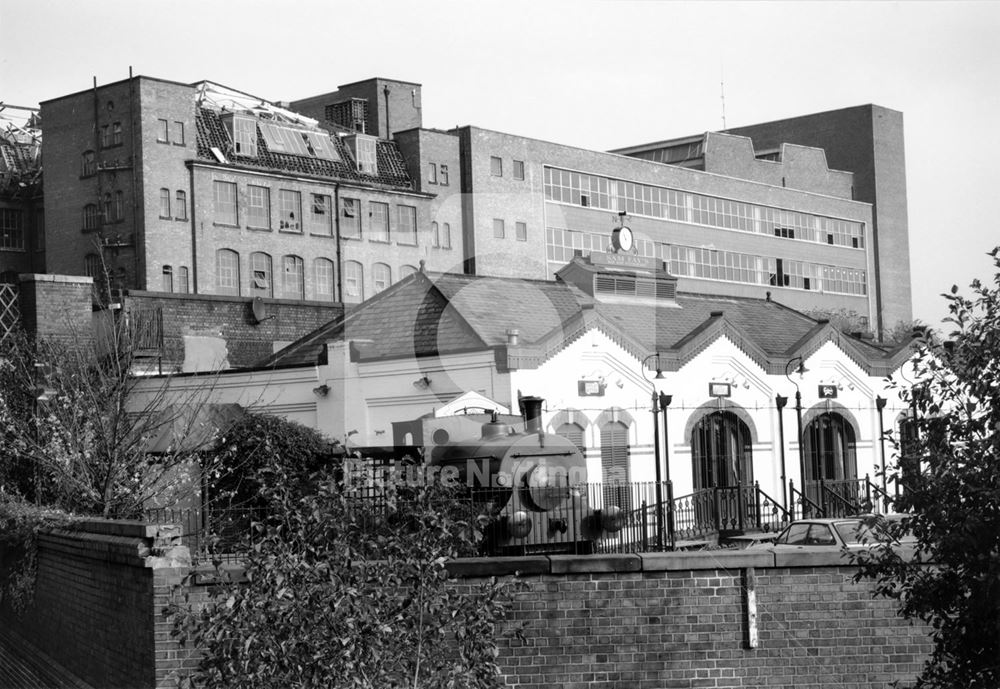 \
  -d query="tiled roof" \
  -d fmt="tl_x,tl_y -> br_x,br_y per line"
195,108 -> 414,190
257,270 -> 906,375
